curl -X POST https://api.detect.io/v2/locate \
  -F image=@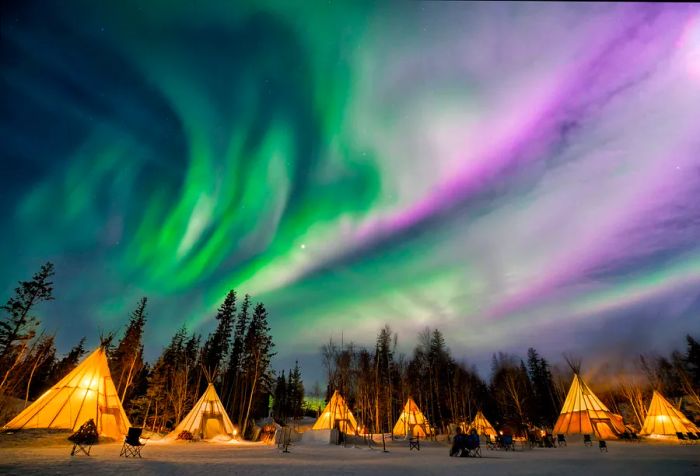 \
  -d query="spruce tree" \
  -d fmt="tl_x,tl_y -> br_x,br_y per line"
110,297 -> 148,404
428,328 -> 450,428
25,334 -> 56,401
374,326 -> 394,432
141,326 -> 200,430
201,290 -> 237,379
685,335 -> 700,387
0,262 -> 55,376
287,361 -> 304,420
526,348 -> 557,426
53,337 -> 87,378
224,294 -> 250,414
239,302 -> 275,436
272,370 -> 287,421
